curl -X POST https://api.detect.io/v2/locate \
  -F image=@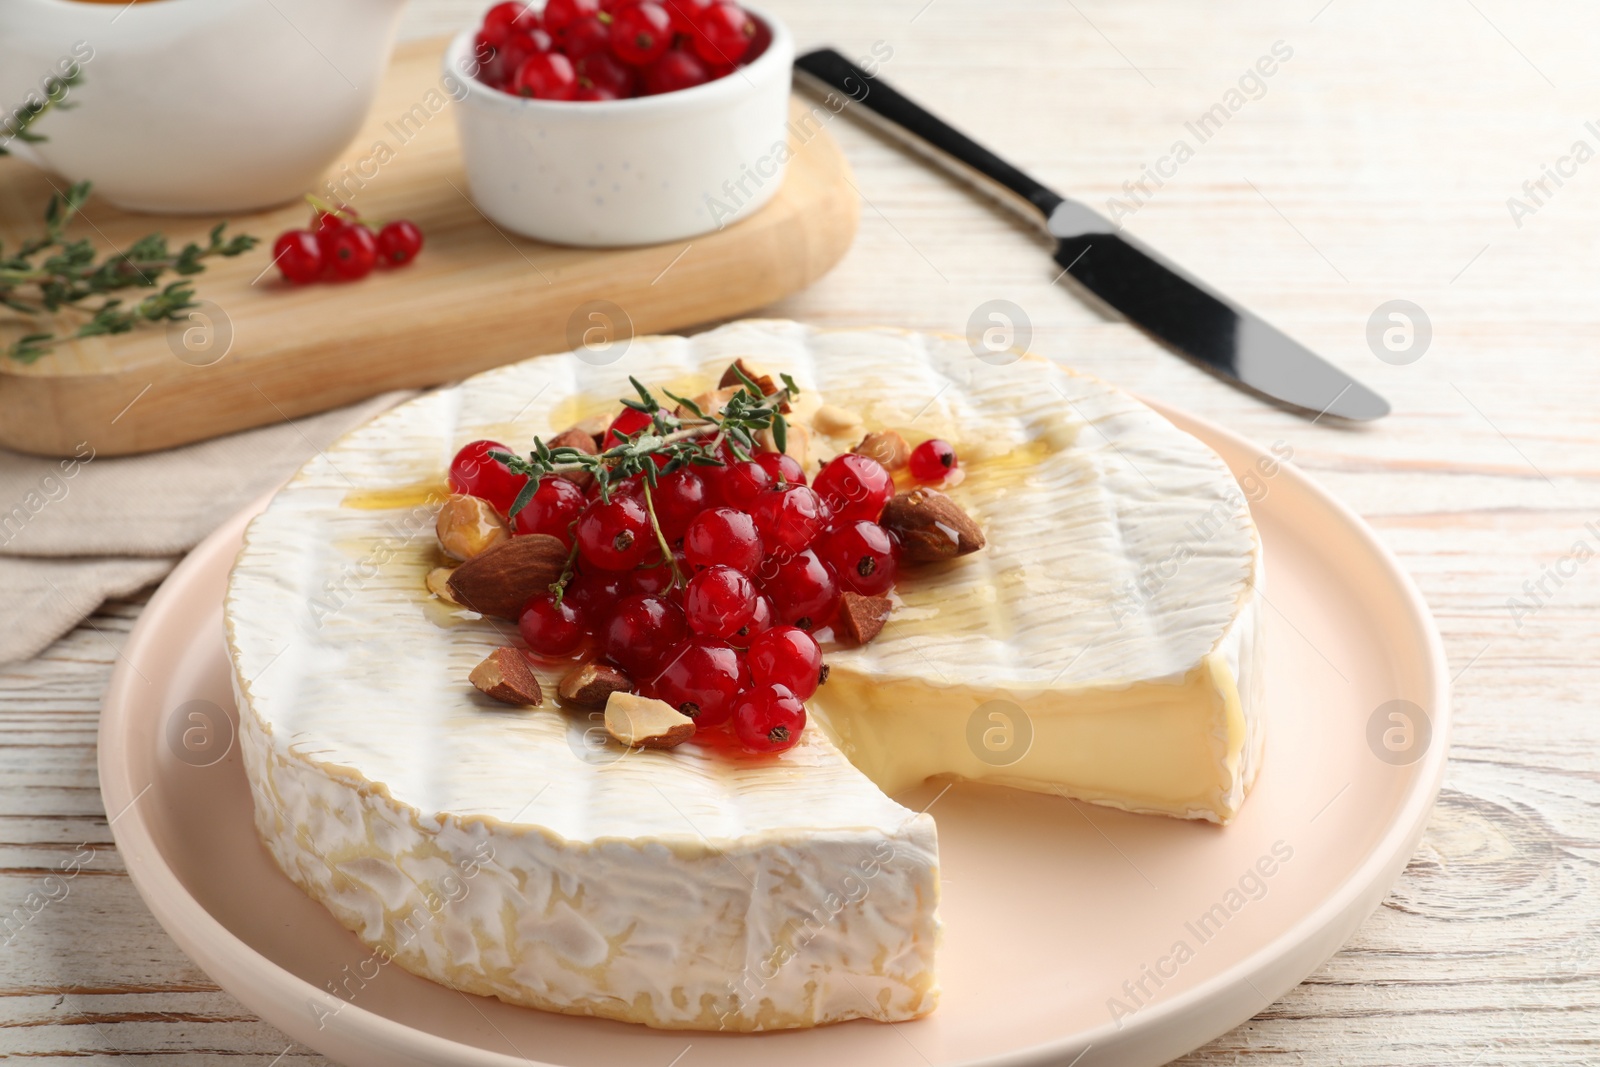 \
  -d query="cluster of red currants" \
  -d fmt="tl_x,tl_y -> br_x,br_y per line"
447,413 -> 960,755
472,0 -> 762,101
272,207 -> 424,285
